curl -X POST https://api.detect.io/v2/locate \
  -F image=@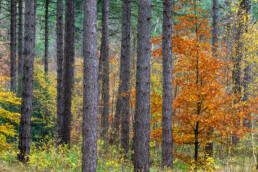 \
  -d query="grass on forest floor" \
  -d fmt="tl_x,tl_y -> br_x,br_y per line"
0,139 -> 256,172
